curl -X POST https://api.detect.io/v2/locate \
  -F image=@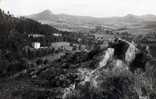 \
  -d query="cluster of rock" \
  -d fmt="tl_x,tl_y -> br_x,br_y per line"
99,38 -> 151,72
